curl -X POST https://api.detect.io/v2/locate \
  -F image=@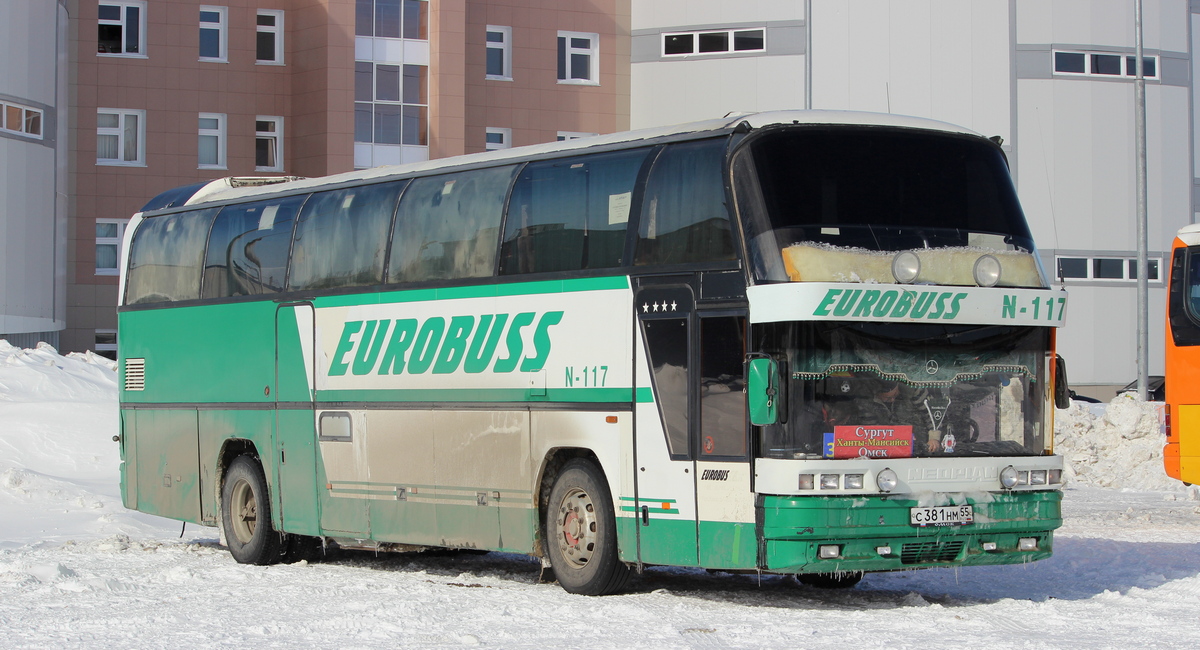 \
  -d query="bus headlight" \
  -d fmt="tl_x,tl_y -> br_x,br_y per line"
973,254 -> 1002,287
876,468 -> 898,493
1000,465 -> 1018,489
892,251 -> 921,283
844,474 -> 864,490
